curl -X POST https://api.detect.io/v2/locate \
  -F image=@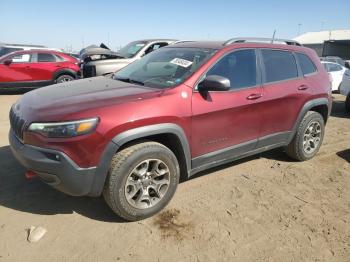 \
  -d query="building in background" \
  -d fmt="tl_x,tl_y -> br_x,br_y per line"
294,29 -> 350,64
